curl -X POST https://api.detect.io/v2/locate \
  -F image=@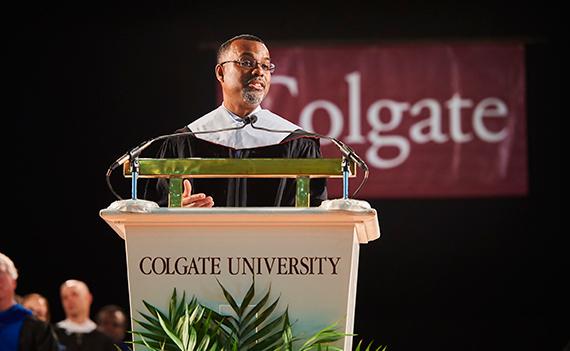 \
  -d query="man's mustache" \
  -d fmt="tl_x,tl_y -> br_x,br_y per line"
245,77 -> 266,87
